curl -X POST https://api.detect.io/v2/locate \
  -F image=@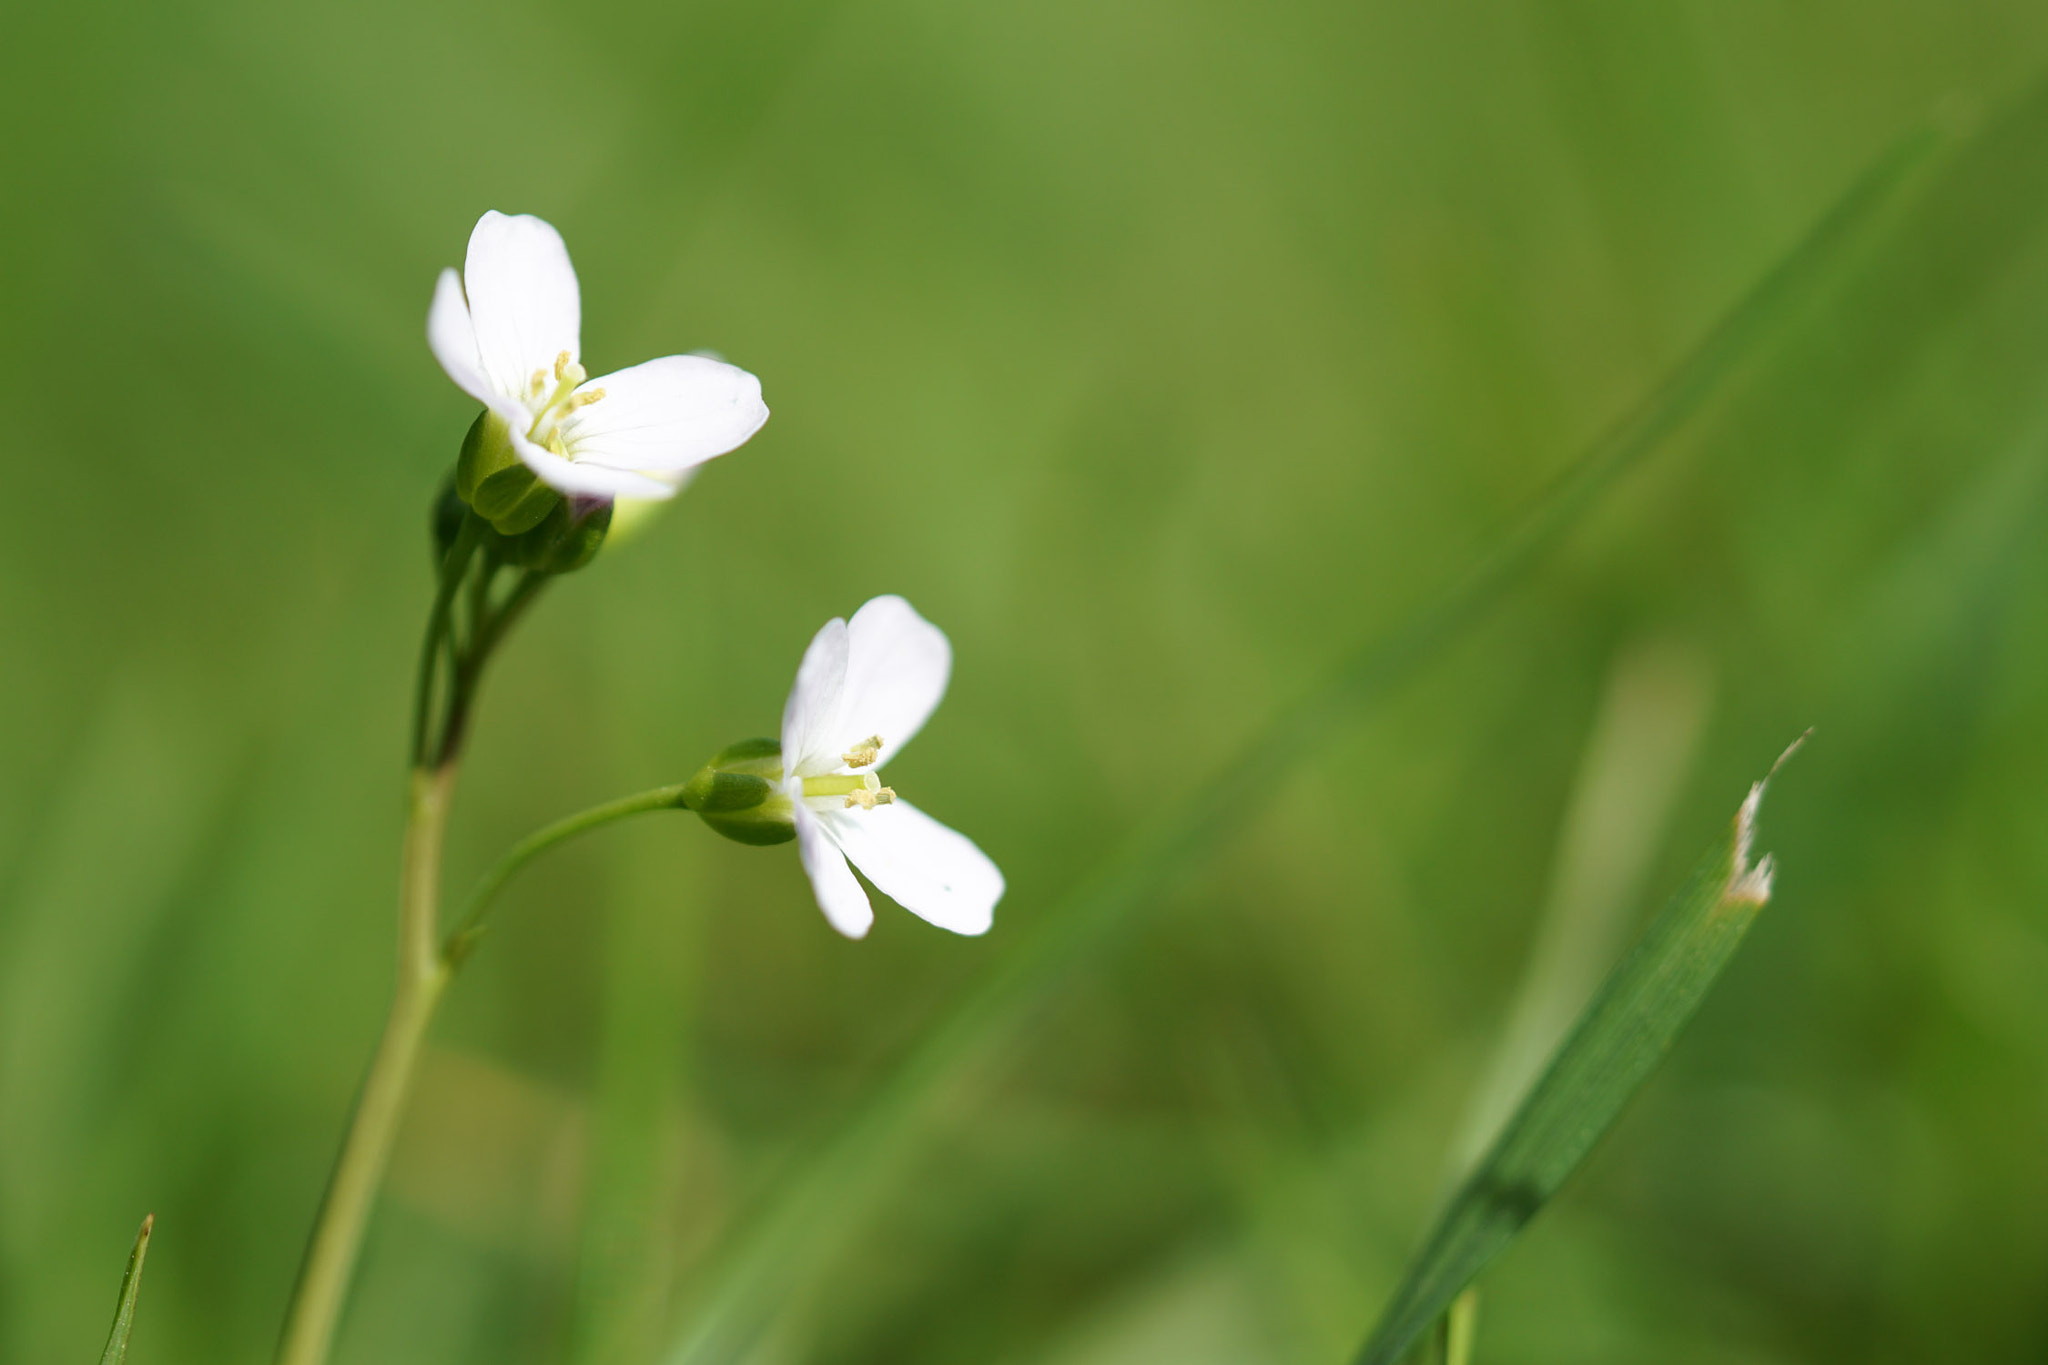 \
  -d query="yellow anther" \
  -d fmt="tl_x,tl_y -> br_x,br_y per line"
554,350 -> 573,378
571,388 -> 606,408
844,786 -> 896,810
529,368 -> 549,396
841,735 -> 885,769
